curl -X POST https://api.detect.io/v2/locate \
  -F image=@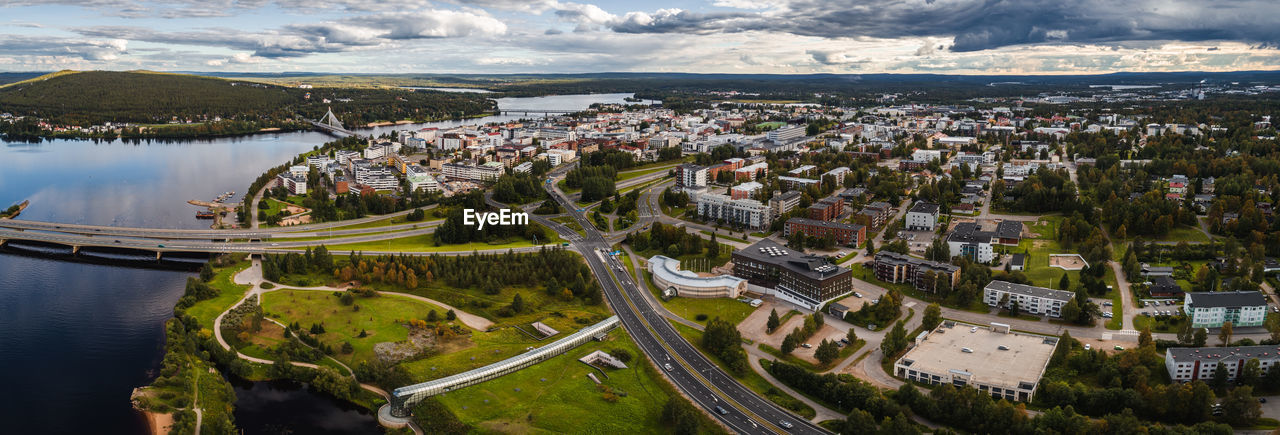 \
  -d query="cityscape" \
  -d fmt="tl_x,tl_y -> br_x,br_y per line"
3,1 -> 1280,435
